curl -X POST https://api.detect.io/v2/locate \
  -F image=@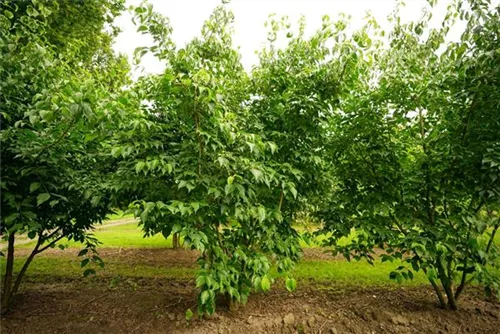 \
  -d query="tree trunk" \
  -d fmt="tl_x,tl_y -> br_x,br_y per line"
486,219 -> 499,254
438,270 -> 458,310
1,233 -> 15,313
11,249 -> 38,296
172,233 -> 180,249
444,282 -> 458,311
429,278 -> 447,309
224,293 -> 238,312
436,258 -> 459,310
